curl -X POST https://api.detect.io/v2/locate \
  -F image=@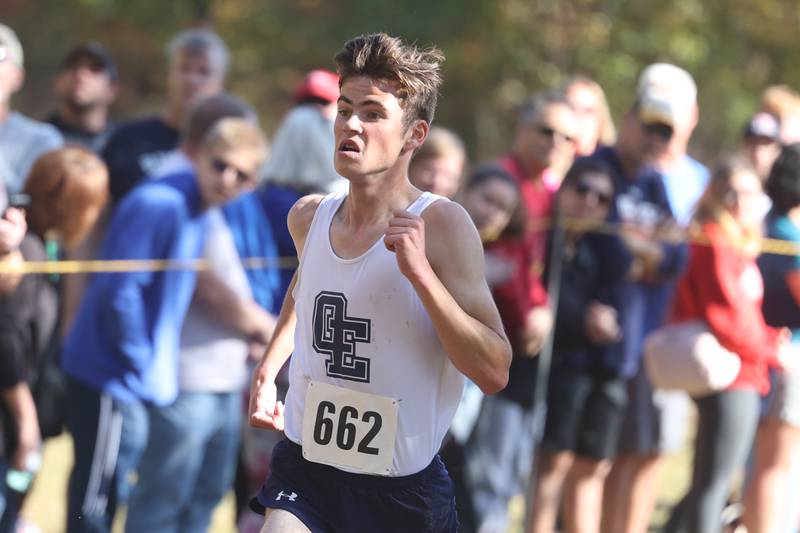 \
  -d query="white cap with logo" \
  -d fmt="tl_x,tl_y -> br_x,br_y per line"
636,63 -> 697,128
